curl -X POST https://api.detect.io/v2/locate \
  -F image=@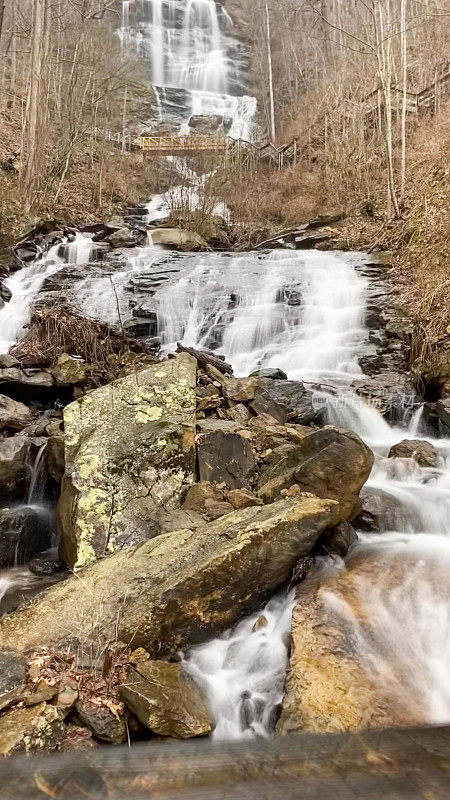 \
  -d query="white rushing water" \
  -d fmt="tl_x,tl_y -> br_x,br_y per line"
0,233 -> 93,353
118,0 -> 256,138
155,249 -> 368,380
